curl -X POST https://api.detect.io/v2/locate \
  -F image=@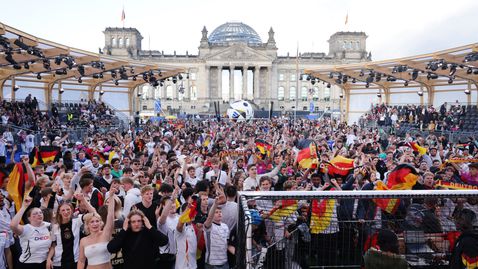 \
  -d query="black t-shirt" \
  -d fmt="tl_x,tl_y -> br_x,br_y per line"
60,221 -> 75,264
135,201 -> 159,227
111,218 -> 125,269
